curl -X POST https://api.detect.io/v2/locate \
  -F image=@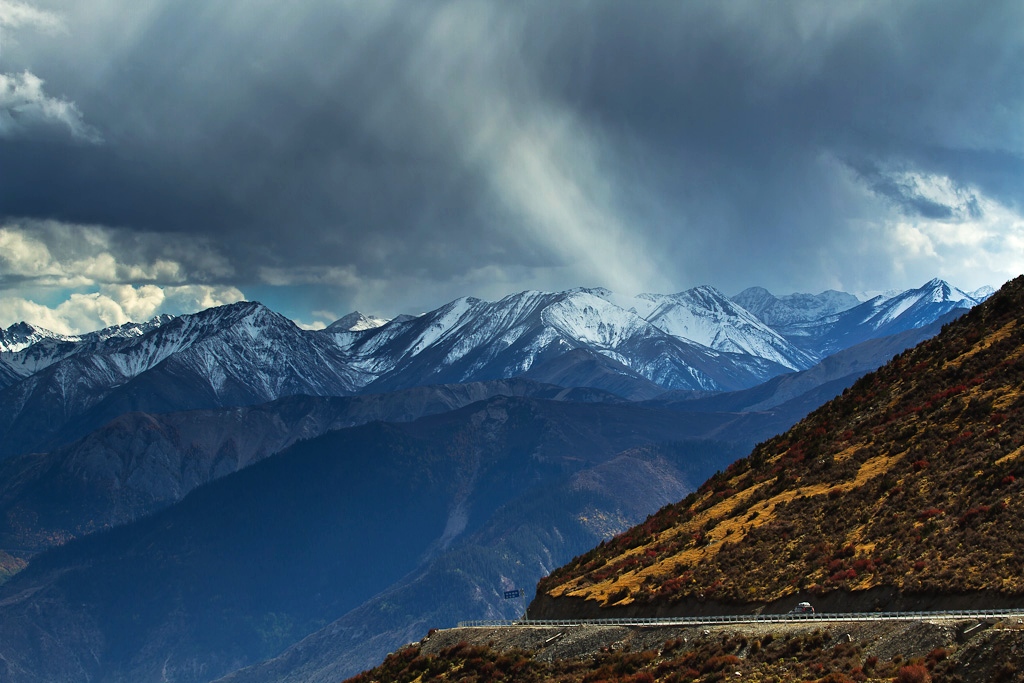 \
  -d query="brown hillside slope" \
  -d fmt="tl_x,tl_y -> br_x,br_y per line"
532,276 -> 1024,616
